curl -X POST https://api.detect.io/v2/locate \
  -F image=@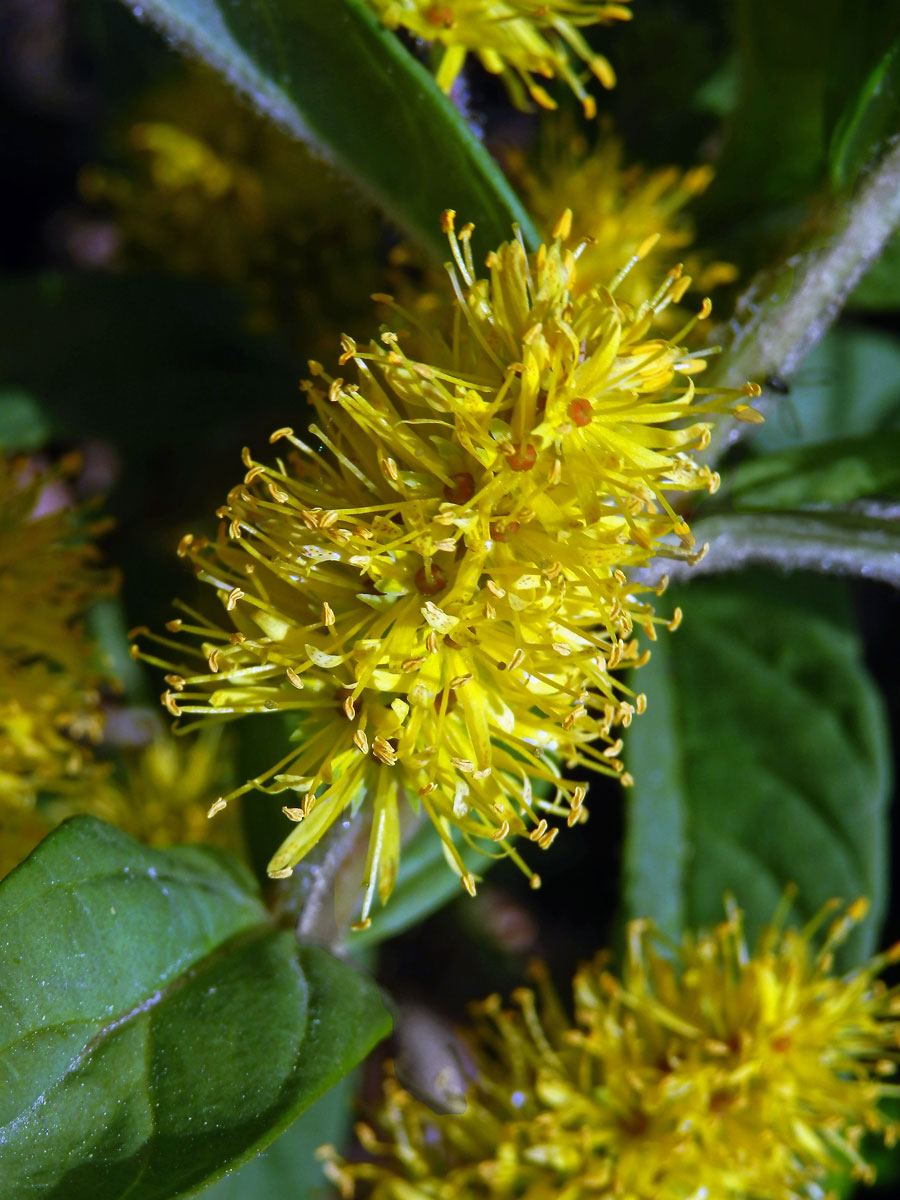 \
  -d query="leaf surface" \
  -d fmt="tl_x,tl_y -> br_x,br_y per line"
0,817 -> 390,1199
624,573 -> 890,965
119,0 -> 539,259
